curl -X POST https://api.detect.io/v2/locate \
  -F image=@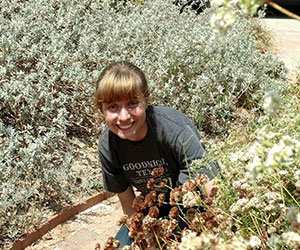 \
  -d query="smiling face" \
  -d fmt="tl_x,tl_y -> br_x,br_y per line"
102,97 -> 148,141
95,61 -> 150,140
